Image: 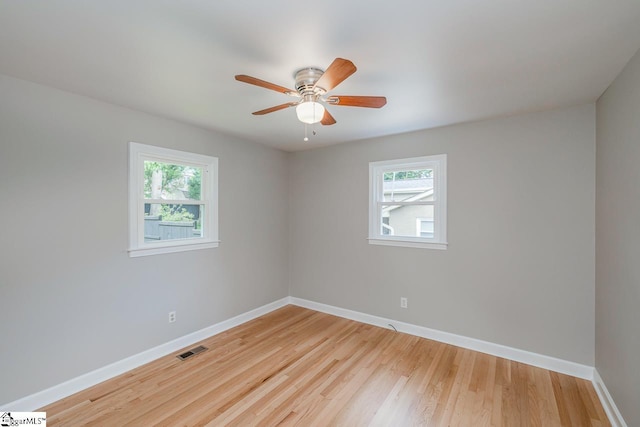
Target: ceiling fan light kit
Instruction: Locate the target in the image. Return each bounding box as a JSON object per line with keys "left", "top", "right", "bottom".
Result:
{"left": 235, "top": 58, "right": 387, "bottom": 139}
{"left": 296, "top": 101, "right": 325, "bottom": 124}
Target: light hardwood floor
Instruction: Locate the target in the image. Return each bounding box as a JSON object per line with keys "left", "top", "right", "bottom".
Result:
{"left": 41, "top": 306, "right": 609, "bottom": 426}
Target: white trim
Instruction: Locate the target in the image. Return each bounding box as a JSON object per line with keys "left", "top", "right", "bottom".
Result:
{"left": 289, "top": 297, "right": 594, "bottom": 380}
{"left": 369, "top": 154, "right": 447, "bottom": 249}
{"left": 593, "top": 369, "right": 628, "bottom": 427}
{"left": 367, "top": 238, "right": 447, "bottom": 250}
{"left": 128, "top": 142, "right": 219, "bottom": 257}
{"left": 128, "top": 240, "right": 220, "bottom": 257}
{"left": 6, "top": 295, "right": 614, "bottom": 418}
{"left": 370, "top": 155, "right": 443, "bottom": 170}
{"left": 1, "top": 297, "right": 290, "bottom": 411}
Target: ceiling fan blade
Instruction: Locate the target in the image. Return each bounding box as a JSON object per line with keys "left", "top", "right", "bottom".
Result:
{"left": 252, "top": 103, "right": 298, "bottom": 115}
{"left": 325, "top": 96, "right": 387, "bottom": 108}
{"left": 235, "top": 75, "right": 299, "bottom": 97}
{"left": 321, "top": 109, "right": 336, "bottom": 126}
{"left": 314, "top": 58, "right": 357, "bottom": 92}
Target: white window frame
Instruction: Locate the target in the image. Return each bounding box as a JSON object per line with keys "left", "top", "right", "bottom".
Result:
{"left": 368, "top": 154, "right": 447, "bottom": 250}
{"left": 128, "top": 142, "right": 219, "bottom": 257}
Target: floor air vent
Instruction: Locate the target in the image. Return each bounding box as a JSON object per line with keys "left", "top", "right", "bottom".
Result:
{"left": 177, "top": 345, "right": 208, "bottom": 361}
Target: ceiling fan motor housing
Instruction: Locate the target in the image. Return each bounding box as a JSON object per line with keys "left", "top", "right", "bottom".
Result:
{"left": 294, "top": 67, "right": 326, "bottom": 99}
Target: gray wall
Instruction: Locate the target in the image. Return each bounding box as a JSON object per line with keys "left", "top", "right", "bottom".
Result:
{"left": 0, "top": 74, "right": 289, "bottom": 404}
{"left": 289, "top": 105, "right": 596, "bottom": 365}
{"left": 0, "top": 70, "right": 611, "bottom": 408}
{"left": 596, "top": 48, "right": 640, "bottom": 426}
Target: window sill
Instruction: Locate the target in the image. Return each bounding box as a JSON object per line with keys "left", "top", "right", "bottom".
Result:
{"left": 129, "top": 240, "right": 220, "bottom": 258}
{"left": 367, "top": 238, "right": 447, "bottom": 250}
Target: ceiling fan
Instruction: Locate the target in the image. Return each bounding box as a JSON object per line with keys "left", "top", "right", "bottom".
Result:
{"left": 235, "top": 58, "right": 387, "bottom": 128}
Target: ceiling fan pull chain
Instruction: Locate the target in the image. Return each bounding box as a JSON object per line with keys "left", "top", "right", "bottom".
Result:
{"left": 304, "top": 123, "right": 309, "bottom": 142}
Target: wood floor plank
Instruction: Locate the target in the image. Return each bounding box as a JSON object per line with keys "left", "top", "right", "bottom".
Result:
{"left": 40, "top": 306, "right": 610, "bottom": 426}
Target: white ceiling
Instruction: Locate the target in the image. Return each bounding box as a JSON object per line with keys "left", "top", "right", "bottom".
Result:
{"left": 1, "top": 1, "right": 639, "bottom": 151}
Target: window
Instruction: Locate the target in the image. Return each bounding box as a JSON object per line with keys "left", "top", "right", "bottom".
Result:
{"left": 369, "top": 154, "right": 447, "bottom": 249}
{"left": 128, "top": 142, "right": 219, "bottom": 257}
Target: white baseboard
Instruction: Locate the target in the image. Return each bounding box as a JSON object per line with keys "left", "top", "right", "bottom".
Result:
{"left": 2, "top": 297, "right": 290, "bottom": 411}
{"left": 7, "top": 295, "right": 618, "bottom": 423}
{"left": 290, "top": 297, "right": 594, "bottom": 380}
{"left": 593, "top": 369, "right": 627, "bottom": 427}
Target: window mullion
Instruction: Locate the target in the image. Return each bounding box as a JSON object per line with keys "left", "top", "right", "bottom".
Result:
{"left": 380, "top": 201, "right": 435, "bottom": 206}
{"left": 143, "top": 198, "right": 204, "bottom": 205}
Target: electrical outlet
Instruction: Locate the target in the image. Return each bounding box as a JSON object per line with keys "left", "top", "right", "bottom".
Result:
{"left": 169, "top": 311, "right": 176, "bottom": 323}
{"left": 400, "top": 297, "right": 408, "bottom": 309}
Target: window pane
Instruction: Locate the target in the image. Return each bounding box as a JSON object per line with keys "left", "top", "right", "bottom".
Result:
{"left": 382, "top": 216, "right": 391, "bottom": 235}
{"left": 381, "top": 204, "right": 434, "bottom": 238}
{"left": 418, "top": 217, "right": 435, "bottom": 238}
{"left": 145, "top": 204, "right": 203, "bottom": 242}
{"left": 144, "top": 161, "right": 202, "bottom": 200}
{"left": 382, "top": 169, "right": 434, "bottom": 202}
